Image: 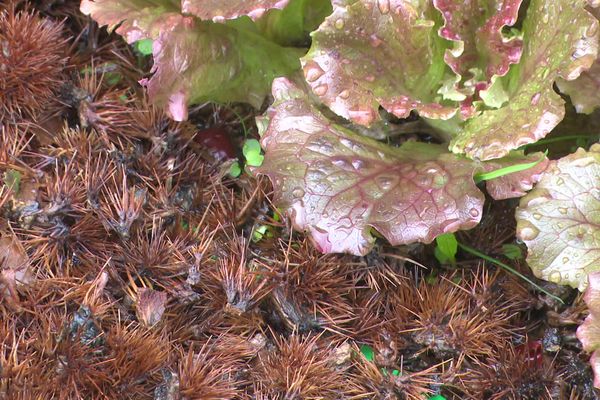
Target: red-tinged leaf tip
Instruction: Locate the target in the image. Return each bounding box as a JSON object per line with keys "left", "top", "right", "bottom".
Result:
{"left": 578, "top": 314, "right": 600, "bottom": 350}
{"left": 257, "top": 78, "right": 484, "bottom": 256}
{"left": 515, "top": 144, "right": 600, "bottom": 290}
{"left": 181, "top": 0, "right": 291, "bottom": 22}
{"left": 301, "top": 0, "right": 458, "bottom": 127}
{"left": 579, "top": 272, "right": 600, "bottom": 389}
{"left": 433, "top": 0, "right": 524, "bottom": 93}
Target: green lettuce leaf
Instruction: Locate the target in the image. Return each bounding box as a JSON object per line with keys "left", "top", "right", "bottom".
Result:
{"left": 142, "top": 17, "right": 302, "bottom": 120}
{"left": 515, "top": 144, "right": 600, "bottom": 290}
{"left": 81, "top": 0, "right": 327, "bottom": 120}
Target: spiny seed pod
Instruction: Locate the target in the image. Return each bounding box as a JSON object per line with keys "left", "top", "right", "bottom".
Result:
{"left": 251, "top": 334, "right": 349, "bottom": 399}
{"left": 0, "top": 5, "right": 69, "bottom": 122}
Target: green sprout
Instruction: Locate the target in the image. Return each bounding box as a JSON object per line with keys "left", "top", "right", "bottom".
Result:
{"left": 243, "top": 139, "right": 264, "bottom": 167}
{"left": 134, "top": 38, "right": 153, "bottom": 56}
{"left": 434, "top": 232, "right": 458, "bottom": 266}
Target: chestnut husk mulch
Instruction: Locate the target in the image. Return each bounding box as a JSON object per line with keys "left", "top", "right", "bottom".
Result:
{"left": 0, "top": 1, "right": 597, "bottom": 399}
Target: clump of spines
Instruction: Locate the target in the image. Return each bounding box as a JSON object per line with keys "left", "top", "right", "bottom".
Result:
{"left": 0, "top": 3, "right": 69, "bottom": 122}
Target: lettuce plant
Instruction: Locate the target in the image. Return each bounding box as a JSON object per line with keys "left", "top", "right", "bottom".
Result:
{"left": 81, "top": 0, "right": 332, "bottom": 120}
{"left": 516, "top": 145, "right": 600, "bottom": 290}
{"left": 255, "top": 78, "right": 548, "bottom": 255}
{"left": 302, "top": 0, "right": 598, "bottom": 160}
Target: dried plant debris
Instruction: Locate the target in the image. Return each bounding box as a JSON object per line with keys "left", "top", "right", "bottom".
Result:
{"left": 0, "top": 1, "right": 598, "bottom": 399}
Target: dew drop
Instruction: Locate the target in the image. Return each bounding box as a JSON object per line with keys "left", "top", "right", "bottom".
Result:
{"left": 339, "top": 89, "right": 350, "bottom": 99}
{"left": 313, "top": 84, "right": 328, "bottom": 96}
{"left": 335, "top": 18, "right": 345, "bottom": 29}
{"left": 562, "top": 256, "right": 570, "bottom": 264}
{"left": 548, "top": 270, "right": 562, "bottom": 283}
{"left": 555, "top": 177, "right": 565, "bottom": 186}
{"left": 542, "top": 13, "right": 549, "bottom": 24}
{"left": 292, "top": 187, "right": 305, "bottom": 198}
{"left": 469, "top": 208, "right": 480, "bottom": 218}
{"left": 533, "top": 212, "right": 542, "bottom": 220}
{"left": 558, "top": 207, "right": 568, "bottom": 215}
{"left": 352, "top": 159, "right": 365, "bottom": 170}
{"left": 304, "top": 64, "right": 325, "bottom": 82}
{"left": 377, "top": 176, "right": 393, "bottom": 190}
{"left": 519, "top": 223, "right": 540, "bottom": 240}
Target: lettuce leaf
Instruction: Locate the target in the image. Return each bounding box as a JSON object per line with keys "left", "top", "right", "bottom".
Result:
{"left": 515, "top": 144, "right": 600, "bottom": 290}
{"left": 81, "top": 0, "right": 327, "bottom": 120}
{"left": 142, "top": 17, "right": 302, "bottom": 120}
{"left": 433, "top": 0, "right": 524, "bottom": 116}
{"left": 301, "top": 0, "right": 458, "bottom": 127}
{"left": 450, "top": 0, "right": 599, "bottom": 160}
{"left": 257, "top": 78, "right": 547, "bottom": 255}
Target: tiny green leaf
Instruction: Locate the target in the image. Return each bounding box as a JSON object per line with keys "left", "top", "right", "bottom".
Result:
{"left": 229, "top": 161, "right": 242, "bottom": 178}
{"left": 435, "top": 233, "right": 458, "bottom": 265}
{"left": 243, "top": 139, "right": 264, "bottom": 167}
{"left": 501, "top": 244, "right": 522, "bottom": 260}
{"left": 252, "top": 225, "right": 268, "bottom": 242}
{"left": 360, "top": 344, "right": 374, "bottom": 362}
{"left": 134, "top": 38, "right": 153, "bottom": 56}
{"left": 429, "top": 396, "right": 447, "bottom": 400}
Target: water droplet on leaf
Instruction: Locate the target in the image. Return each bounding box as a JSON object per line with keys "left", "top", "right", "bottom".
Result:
{"left": 292, "top": 187, "right": 305, "bottom": 198}
{"left": 313, "top": 84, "right": 328, "bottom": 96}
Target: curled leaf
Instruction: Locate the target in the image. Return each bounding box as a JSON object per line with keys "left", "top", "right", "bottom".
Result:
{"left": 515, "top": 144, "right": 600, "bottom": 290}
{"left": 257, "top": 78, "right": 485, "bottom": 255}
{"left": 557, "top": 59, "right": 600, "bottom": 114}
{"left": 82, "top": 0, "right": 319, "bottom": 120}
{"left": 80, "top": 0, "right": 184, "bottom": 43}
{"left": 450, "top": 0, "right": 599, "bottom": 160}
{"left": 433, "top": 0, "right": 523, "bottom": 111}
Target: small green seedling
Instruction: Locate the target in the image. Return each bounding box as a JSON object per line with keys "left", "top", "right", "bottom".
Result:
{"left": 251, "top": 225, "right": 269, "bottom": 242}
{"left": 501, "top": 244, "right": 523, "bottom": 260}
{"left": 243, "top": 139, "right": 264, "bottom": 167}
{"left": 134, "top": 38, "right": 153, "bottom": 56}
{"left": 434, "top": 232, "right": 458, "bottom": 266}
{"left": 229, "top": 161, "right": 242, "bottom": 178}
